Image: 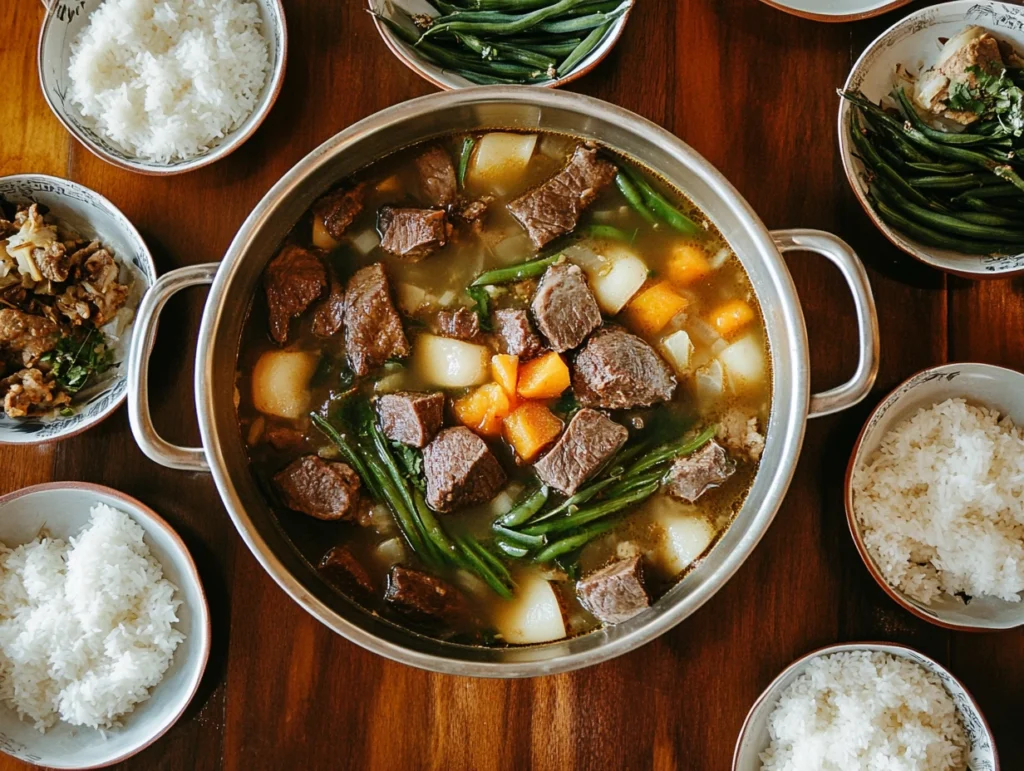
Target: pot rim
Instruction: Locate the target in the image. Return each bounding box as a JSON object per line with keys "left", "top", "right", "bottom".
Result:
{"left": 194, "top": 87, "right": 811, "bottom": 677}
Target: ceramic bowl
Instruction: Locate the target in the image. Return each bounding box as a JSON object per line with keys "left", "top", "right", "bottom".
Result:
{"left": 838, "top": 1, "right": 1024, "bottom": 278}
{"left": 845, "top": 362, "right": 1024, "bottom": 631}
{"left": 368, "top": 0, "right": 632, "bottom": 90}
{"left": 0, "top": 482, "right": 210, "bottom": 769}
{"left": 757, "top": 0, "right": 910, "bottom": 22}
{"left": 0, "top": 174, "right": 156, "bottom": 445}
{"left": 37, "top": 0, "right": 287, "bottom": 175}
{"left": 733, "top": 642, "right": 999, "bottom": 771}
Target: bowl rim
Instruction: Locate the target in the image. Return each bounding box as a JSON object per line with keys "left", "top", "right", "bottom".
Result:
{"left": 836, "top": 0, "right": 1024, "bottom": 280}
{"left": 35, "top": 0, "right": 289, "bottom": 176}
{"left": 844, "top": 361, "right": 1024, "bottom": 632}
{"left": 756, "top": 0, "right": 911, "bottom": 22}
{"left": 731, "top": 640, "right": 1001, "bottom": 771}
{"left": 0, "top": 173, "right": 157, "bottom": 446}
{"left": 0, "top": 481, "right": 211, "bottom": 770}
{"left": 195, "top": 86, "right": 812, "bottom": 677}
{"left": 367, "top": 0, "right": 632, "bottom": 91}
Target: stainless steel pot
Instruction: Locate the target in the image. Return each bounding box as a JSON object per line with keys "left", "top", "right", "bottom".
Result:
{"left": 127, "top": 88, "right": 879, "bottom": 677}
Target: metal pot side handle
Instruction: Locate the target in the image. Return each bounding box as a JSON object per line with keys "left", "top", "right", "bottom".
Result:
{"left": 771, "top": 229, "right": 880, "bottom": 419}
{"left": 128, "top": 264, "right": 218, "bottom": 472}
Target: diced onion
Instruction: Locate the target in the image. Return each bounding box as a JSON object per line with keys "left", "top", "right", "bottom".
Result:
{"left": 718, "top": 335, "right": 767, "bottom": 393}
{"left": 349, "top": 228, "right": 379, "bottom": 256}
{"left": 660, "top": 330, "right": 695, "bottom": 375}
{"left": 412, "top": 334, "right": 490, "bottom": 388}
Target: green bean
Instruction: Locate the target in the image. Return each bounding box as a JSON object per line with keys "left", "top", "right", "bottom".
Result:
{"left": 413, "top": 489, "right": 461, "bottom": 563}
{"left": 614, "top": 172, "right": 657, "bottom": 224}
{"left": 622, "top": 166, "right": 703, "bottom": 236}
{"left": 579, "top": 223, "right": 637, "bottom": 242}
{"left": 310, "top": 414, "right": 375, "bottom": 493}
{"left": 506, "top": 34, "right": 585, "bottom": 46}
{"left": 628, "top": 425, "right": 716, "bottom": 475}
{"left": 512, "top": 39, "right": 583, "bottom": 56}
{"left": 907, "top": 173, "right": 990, "bottom": 190}
{"left": 453, "top": 0, "right": 553, "bottom": 9}
{"left": 956, "top": 211, "right": 1024, "bottom": 228}
{"left": 872, "top": 198, "right": 1020, "bottom": 255}
{"left": 604, "top": 468, "right": 664, "bottom": 498}
{"left": 523, "top": 482, "right": 659, "bottom": 536}
{"left": 557, "top": 19, "right": 613, "bottom": 75}
{"left": 457, "top": 137, "right": 474, "bottom": 188}
{"left": 454, "top": 32, "right": 557, "bottom": 69}
{"left": 455, "top": 535, "right": 514, "bottom": 599}
{"left": 533, "top": 520, "right": 618, "bottom": 562}
{"left": 952, "top": 184, "right": 1024, "bottom": 201}
{"left": 421, "top": 0, "right": 587, "bottom": 39}
{"left": 905, "top": 161, "right": 977, "bottom": 174}
{"left": 849, "top": 111, "right": 934, "bottom": 208}
{"left": 456, "top": 69, "right": 526, "bottom": 85}
{"left": 877, "top": 144, "right": 910, "bottom": 172}
{"left": 872, "top": 180, "right": 1024, "bottom": 242}
{"left": 493, "top": 524, "right": 546, "bottom": 548}
{"left": 498, "top": 485, "right": 550, "bottom": 526}
{"left": 495, "top": 539, "right": 530, "bottom": 558}
{"left": 537, "top": 5, "right": 628, "bottom": 33}
{"left": 369, "top": 422, "right": 419, "bottom": 526}
{"left": 471, "top": 252, "right": 563, "bottom": 285}
{"left": 464, "top": 536, "right": 515, "bottom": 587}
{"left": 892, "top": 88, "right": 1006, "bottom": 146}
{"left": 954, "top": 195, "right": 1024, "bottom": 215}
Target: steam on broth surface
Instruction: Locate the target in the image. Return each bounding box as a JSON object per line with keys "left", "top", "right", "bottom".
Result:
{"left": 236, "top": 130, "right": 771, "bottom": 646}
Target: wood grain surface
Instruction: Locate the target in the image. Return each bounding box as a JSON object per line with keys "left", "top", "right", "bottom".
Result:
{"left": 2, "top": 1, "right": 1022, "bottom": 769}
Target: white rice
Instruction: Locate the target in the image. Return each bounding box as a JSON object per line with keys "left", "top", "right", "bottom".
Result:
{"left": 67, "top": 0, "right": 270, "bottom": 163}
{"left": 852, "top": 398, "right": 1024, "bottom": 605}
{"left": 760, "top": 651, "right": 967, "bottom": 771}
{"left": 0, "top": 503, "right": 185, "bottom": 731}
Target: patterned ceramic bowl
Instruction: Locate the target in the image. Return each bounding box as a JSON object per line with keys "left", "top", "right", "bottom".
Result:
{"left": 0, "top": 174, "right": 156, "bottom": 444}
{"left": 838, "top": 0, "right": 1024, "bottom": 278}
{"left": 845, "top": 362, "right": 1024, "bottom": 631}
{"left": 733, "top": 642, "right": 999, "bottom": 771}
{"left": 369, "top": 0, "right": 633, "bottom": 90}
{"left": 0, "top": 482, "right": 210, "bottom": 769}
{"left": 37, "top": 0, "right": 287, "bottom": 175}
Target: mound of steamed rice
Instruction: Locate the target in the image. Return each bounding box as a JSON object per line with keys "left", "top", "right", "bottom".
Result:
{"left": 67, "top": 0, "right": 270, "bottom": 163}
{"left": 852, "top": 398, "right": 1024, "bottom": 605}
{"left": 759, "top": 651, "right": 967, "bottom": 771}
{"left": 0, "top": 503, "right": 185, "bottom": 731}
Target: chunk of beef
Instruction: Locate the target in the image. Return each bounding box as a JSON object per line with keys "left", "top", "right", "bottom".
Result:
{"left": 313, "top": 184, "right": 366, "bottom": 241}
{"left": 530, "top": 263, "right": 601, "bottom": 352}
{"left": 311, "top": 280, "right": 345, "bottom": 338}
{"left": 263, "top": 245, "right": 327, "bottom": 345}
{"left": 0, "top": 309, "right": 58, "bottom": 363}
{"left": 452, "top": 196, "right": 493, "bottom": 223}
{"left": 79, "top": 248, "right": 129, "bottom": 325}
{"left": 665, "top": 441, "right": 735, "bottom": 503}
{"left": 576, "top": 556, "right": 650, "bottom": 625}
{"left": 423, "top": 427, "right": 507, "bottom": 512}
{"left": 493, "top": 308, "right": 544, "bottom": 358}
{"left": 264, "top": 425, "right": 306, "bottom": 452}
{"left": 33, "top": 240, "right": 71, "bottom": 283}
{"left": 0, "top": 368, "right": 69, "bottom": 417}
{"left": 533, "top": 408, "right": 628, "bottom": 495}
{"left": 319, "top": 546, "right": 374, "bottom": 594}
{"left": 718, "top": 410, "right": 765, "bottom": 462}
{"left": 343, "top": 262, "right": 410, "bottom": 376}
{"left": 377, "top": 391, "right": 445, "bottom": 448}
{"left": 507, "top": 145, "right": 617, "bottom": 248}
{"left": 415, "top": 146, "right": 457, "bottom": 207}
{"left": 273, "top": 455, "right": 361, "bottom": 521}
{"left": 436, "top": 307, "right": 480, "bottom": 340}
{"left": 378, "top": 207, "right": 450, "bottom": 261}
{"left": 384, "top": 565, "right": 465, "bottom": 623}
{"left": 573, "top": 327, "right": 677, "bottom": 409}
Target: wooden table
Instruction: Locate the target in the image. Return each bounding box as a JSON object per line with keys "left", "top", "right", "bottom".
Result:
{"left": 3, "top": 1, "right": 1022, "bottom": 769}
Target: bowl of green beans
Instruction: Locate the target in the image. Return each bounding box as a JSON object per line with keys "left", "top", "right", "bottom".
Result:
{"left": 837, "top": 0, "right": 1024, "bottom": 278}
{"left": 369, "top": 0, "right": 633, "bottom": 89}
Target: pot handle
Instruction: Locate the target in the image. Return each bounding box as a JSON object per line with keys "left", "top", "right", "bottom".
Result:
{"left": 127, "top": 264, "right": 218, "bottom": 472}
{"left": 771, "top": 229, "right": 879, "bottom": 419}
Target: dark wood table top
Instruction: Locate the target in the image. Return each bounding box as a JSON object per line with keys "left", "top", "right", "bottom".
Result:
{"left": 3, "top": 1, "right": 1022, "bottom": 769}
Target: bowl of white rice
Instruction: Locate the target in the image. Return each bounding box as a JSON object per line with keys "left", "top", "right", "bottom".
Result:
{"left": 732, "top": 642, "right": 998, "bottom": 771}
{"left": 846, "top": 363, "right": 1024, "bottom": 632}
{"left": 37, "top": 0, "right": 287, "bottom": 175}
{"left": 0, "top": 482, "right": 210, "bottom": 769}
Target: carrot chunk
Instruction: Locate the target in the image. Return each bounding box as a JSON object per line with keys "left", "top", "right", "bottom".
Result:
{"left": 665, "top": 243, "right": 712, "bottom": 287}
{"left": 708, "top": 299, "right": 755, "bottom": 339}
{"left": 503, "top": 402, "right": 564, "bottom": 462}
{"left": 454, "top": 383, "right": 511, "bottom": 437}
{"left": 622, "top": 281, "right": 690, "bottom": 335}
{"left": 516, "top": 351, "right": 570, "bottom": 400}
{"left": 491, "top": 354, "right": 519, "bottom": 405}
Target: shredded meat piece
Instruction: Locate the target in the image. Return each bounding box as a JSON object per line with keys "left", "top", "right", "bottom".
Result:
{"left": 0, "top": 308, "right": 59, "bottom": 363}
{"left": 0, "top": 368, "right": 69, "bottom": 417}
{"left": 79, "top": 249, "right": 128, "bottom": 325}
{"left": 55, "top": 285, "right": 93, "bottom": 325}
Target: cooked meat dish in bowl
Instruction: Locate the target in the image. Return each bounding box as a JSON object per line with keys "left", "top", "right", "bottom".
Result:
{"left": 235, "top": 131, "right": 771, "bottom": 646}
{"left": 0, "top": 202, "right": 132, "bottom": 419}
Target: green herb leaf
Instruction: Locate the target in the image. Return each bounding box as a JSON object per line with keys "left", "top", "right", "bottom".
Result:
{"left": 391, "top": 442, "right": 426, "bottom": 492}
{"left": 45, "top": 328, "right": 114, "bottom": 395}
{"left": 465, "top": 285, "right": 493, "bottom": 332}
{"left": 945, "top": 66, "right": 1024, "bottom": 137}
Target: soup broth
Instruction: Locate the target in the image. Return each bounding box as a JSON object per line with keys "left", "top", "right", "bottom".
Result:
{"left": 236, "top": 130, "right": 771, "bottom": 646}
